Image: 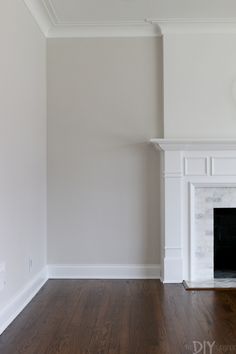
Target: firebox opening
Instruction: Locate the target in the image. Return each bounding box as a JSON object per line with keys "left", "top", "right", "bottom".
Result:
{"left": 214, "top": 208, "right": 236, "bottom": 278}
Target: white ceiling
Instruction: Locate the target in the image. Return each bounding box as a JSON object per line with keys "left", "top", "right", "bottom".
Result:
{"left": 24, "top": 0, "right": 236, "bottom": 37}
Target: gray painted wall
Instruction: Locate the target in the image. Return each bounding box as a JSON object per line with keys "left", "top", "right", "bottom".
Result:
{"left": 0, "top": 0, "right": 47, "bottom": 309}
{"left": 47, "top": 38, "right": 163, "bottom": 265}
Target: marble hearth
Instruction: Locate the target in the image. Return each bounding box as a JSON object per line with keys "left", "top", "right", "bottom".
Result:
{"left": 151, "top": 139, "right": 236, "bottom": 284}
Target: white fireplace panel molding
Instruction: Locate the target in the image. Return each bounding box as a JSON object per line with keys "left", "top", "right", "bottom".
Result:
{"left": 150, "top": 139, "right": 236, "bottom": 283}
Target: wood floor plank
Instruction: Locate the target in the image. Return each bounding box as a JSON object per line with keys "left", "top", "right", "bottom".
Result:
{"left": 0, "top": 280, "right": 236, "bottom": 354}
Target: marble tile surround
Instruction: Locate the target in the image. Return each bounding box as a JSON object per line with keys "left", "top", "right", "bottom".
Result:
{"left": 192, "top": 187, "right": 236, "bottom": 281}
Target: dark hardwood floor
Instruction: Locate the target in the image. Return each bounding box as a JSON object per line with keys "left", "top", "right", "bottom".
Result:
{"left": 1, "top": 280, "right": 236, "bottom": 354}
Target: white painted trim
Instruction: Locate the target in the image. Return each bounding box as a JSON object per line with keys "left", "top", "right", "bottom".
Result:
{"left": 47, "top": 23, "right": 160, "bottom": 38}
{"left": 184, "top": 157, "right": 208, "bottom": 177}
{"left": 48, "top": 264, "right": 161, "bottom": 279}
{"left": 0, "top": 267, "right": 48, "bottom": 335}
{"left": 162, "top": 280, "right": 182, "bottom": 284}
{"left": 43, "top": 0, "right": 160, "bottom": 37}
{"left": 150, "top": 138, "right": 236, "bottom": 151}
{"left": 23, "top": 1, "right": 160, "bottom": 38}
{"left": 0, "top": 264, "right": 161, "bottom": 335}
{"left": 152, "top": 141, "right": 236, "bottom": 282}
{"left": 23, "top": 0, "right": 52, "bottom": 36}
{"left": 211, "top": 157, "right": 236, "bottom": 176}
{"left": 189, "top": 183, "right": 196, "bottom": 281}
{"left": 42, "top": 0, "right": 59, "bottom": 25}
{"left": 23, "top": 1, "right": 236, "bottom": 38}
{"left": 147, "top": 18, "right": 236, "bottom": 35}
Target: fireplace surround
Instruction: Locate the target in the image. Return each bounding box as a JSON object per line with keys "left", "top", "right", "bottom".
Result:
{"left": 151, "top": 139, "right": 236, "bottom": 283}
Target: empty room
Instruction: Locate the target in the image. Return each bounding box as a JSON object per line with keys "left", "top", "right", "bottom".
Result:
{"left": 1, "top": 0, "right": 236, "bottom": 353}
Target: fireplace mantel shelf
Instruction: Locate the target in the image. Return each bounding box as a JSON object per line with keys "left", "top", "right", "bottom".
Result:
{"left": 150, "top": 138, "right": 236, "bottom": 151}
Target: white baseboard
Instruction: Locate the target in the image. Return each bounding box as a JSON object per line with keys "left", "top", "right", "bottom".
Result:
{"left": 162, "top": 257, "right": 183, "bottom": 283}
{"left": 0, "top": 267, "right": 48, "bottom": 335}
{"left": 0, "top": 264, "right": 161, "bottom": 335}
{"left": 48, "top": 264, "right": 161, "bottom": 280}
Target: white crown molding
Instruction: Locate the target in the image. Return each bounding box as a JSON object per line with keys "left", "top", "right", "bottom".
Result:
{"left": 43, "top": 0, "right": 160, "bottom": 37}
{"left": 42, "top": 0, "right": 59, "bottom": 25}
{"left": 147, "top": 18, "right": 236, "bottom": 35}
{"left": 24, "top": 0, "right": 160, "bottom": 38}
{"left": 23, "top": 1, "right": 236, "bottom": 38}
{"left": 47, "top": 22, "right": 160, "bottom": 38}
{"left": 150, "top": 138, "right": 236, "bottom": 151}
{"left": 23, "top": 0, "right": 52, "bottom": 36}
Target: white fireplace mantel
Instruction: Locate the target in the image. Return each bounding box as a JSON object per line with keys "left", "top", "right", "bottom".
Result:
{"left": 151, "top": 138, "right": 236, "bottom": 283}
{"left": 150, "top": 138, "right": 236, "bottom": 151}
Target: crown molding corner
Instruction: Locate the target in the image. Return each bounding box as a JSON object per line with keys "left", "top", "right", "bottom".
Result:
{"left": 23, "top": 2, "right": 236, "bottom": 39}
{"left": 23, "top": 0, "right": 53, "bottom": 37}
{"left": 23, "top": 0, "right": 161, "bottom": 38}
